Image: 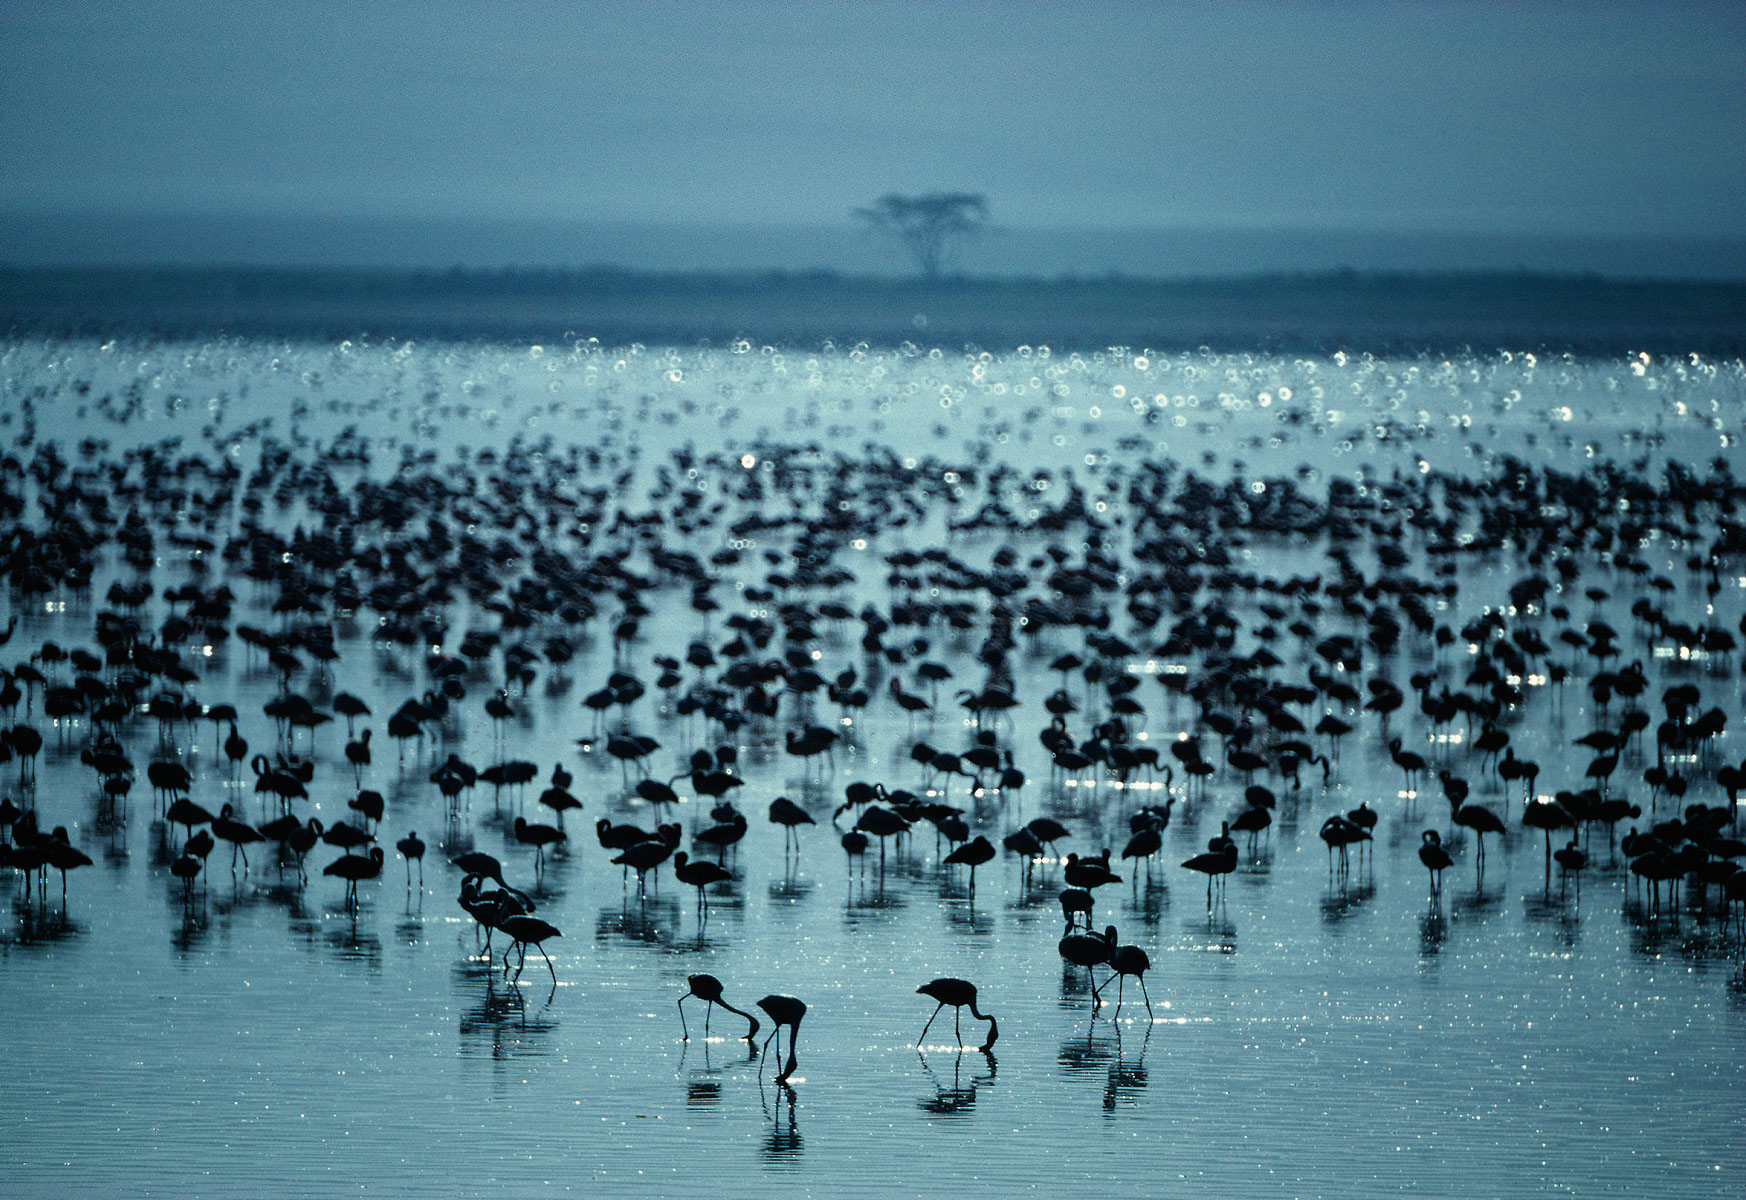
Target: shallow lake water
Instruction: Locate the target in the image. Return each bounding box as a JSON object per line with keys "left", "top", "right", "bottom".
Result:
{"left": 2, "top": 334, "right": 1745, "bottom": 1197}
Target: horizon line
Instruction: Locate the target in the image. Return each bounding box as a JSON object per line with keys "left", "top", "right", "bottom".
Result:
{"left": 7, "top": 261, "right": 1746, "bottom": 288}
{"left": 7, "top": 207, "right": 1745, "bottom": 240}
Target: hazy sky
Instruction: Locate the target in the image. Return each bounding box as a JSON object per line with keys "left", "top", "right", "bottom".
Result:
{"left": 2, "top": 0, "right": 1743, "bottom": 267}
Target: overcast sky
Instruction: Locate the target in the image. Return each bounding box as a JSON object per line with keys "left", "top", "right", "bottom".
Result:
{"left": 2, "top": 1, "right": 1743, "bottom": 269}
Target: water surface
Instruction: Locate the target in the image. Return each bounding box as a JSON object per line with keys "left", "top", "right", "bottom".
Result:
{"left": 3, "top": 335, "right": 1744, "bottom": 1197}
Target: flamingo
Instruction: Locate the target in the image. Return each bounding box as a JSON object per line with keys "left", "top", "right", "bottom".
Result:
{"left": 1452, "top": 801, "right": 1505, "bottom": 877}
{"left": 1419, "top": 830, "right": 1452, "bottom": 895}
{"left": 768, "top": 796, "right": 815, "bottom": 852}
{"left": 396, "top": 831, "right": 425, "bottom": 888}
{"left": 1059, "top": 924, "right": 1116, "bottom": 1003}
{"left": 513, "top": 816, "right": 565, "bottom": 875}
{"left": 1102, "top": 941, "right": 1153, "bottom": 1019}
{"left": 42, "top": 827, "right": 92, "bottom": 901}
{"left": 943, "top": 835, "right": 995, "bottom": 890}
{"left": 1058, "top": 887, "right": 1093, "bottom": 934}
{"left": 498, "top": 913, "right": 562, "bottom": 983}
{"left": 915, "top": 977, "right": 998, "bottom": 1050}
{"left": 345, "top": 729, "right": 372, "bottom": 784}
{"left": 757, "top": 994, "right": 806, "bottom": 1084}
{"left": 324, "top": 846, "right": 385, "bottom": 906}
{"left": 1181, "top": 841, "right": 1238, "bottom": 906}
{"left": 672, "top": 851, "right": 732, "bottom": 913}
{"left": 679, "top": 973, "right": 760, "bottom": 1041}
{"left": 211, "top": 804, "right": 263, "bottom": 871}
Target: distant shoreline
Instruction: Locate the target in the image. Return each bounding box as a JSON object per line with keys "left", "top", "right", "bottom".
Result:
{"left": 3, "top": 265, "right": 1742, "bottom": 355}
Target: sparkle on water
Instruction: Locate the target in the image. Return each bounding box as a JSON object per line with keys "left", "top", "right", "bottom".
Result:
{"left": 1, "top": 333, "right": 1744, "bottom": 1197}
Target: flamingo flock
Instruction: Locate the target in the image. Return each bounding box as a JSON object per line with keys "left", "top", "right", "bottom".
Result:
{"left": 3, "top": 341, "right": 1746, "bottom": 1105}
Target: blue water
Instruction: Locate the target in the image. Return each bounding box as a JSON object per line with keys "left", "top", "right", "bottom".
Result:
{"left": 2, "top": 335, "right": 1744, "bottom": 1197}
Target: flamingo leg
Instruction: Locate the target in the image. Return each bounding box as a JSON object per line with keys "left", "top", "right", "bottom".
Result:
{"left": 918, "top": 1001, "right": 943, "bottom": 1046}
{"left": 777, "top": 1027, "right": 798, "bottom": 1084}
{"left": 679, "top": 994, "right": 690, "bottom": 1040}
{"left": 1138, "top": 975, "right": 1153, "bottom": 1019}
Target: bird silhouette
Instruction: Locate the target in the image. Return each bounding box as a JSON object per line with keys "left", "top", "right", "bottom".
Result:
{"left": 672, "top": 851, "right": 732, "bottom": 912}
{"left": 211, "top": 804, "right": 263, "bottom": 871}
{"left": 1058, "top": 886, "right": 1094, "bottom": 934}
{"left": 757, "top": 994, "right": 806, "bottom": 1084}
{"left": 916, "top": 977, "right": 998, "bottom": 1051}
{"left": 497, "top": 913, "right": 562, "bottom": 983}
{"left": 1419, "top": 830, "right": 1452, "bottom": 895}
{"left": 513, "top": 815, "right": 565, "bottom": 874}
{"left": 1103, "top": 940, "right": 1153, "bottom": 1019}
{"left": 450, "top": 851, "right": 532, "bottom": 906}
{"left": 42, "top": 827, "right": 92, "bottom": 901}
{"left": 1181, "top": 841, "right": 1238, "bottom": 906}
{"left": 1452, "top": 801, "right": 1505, "bottom": 877}
{"left": 396, "top": 831, "right": 425, "bottom": 888}
{"left": 680, "top": 973, "right": 760, "bottom": 1041}
{"left": 1059, "top": 924, "right": 1116, "bottom": 1003}
{"left": 942, "top": 835, "right": 995, "bottom": 890}
{"left": 344, "top": 729, "right": 372, "bottom": 784}
{"left": 323, "top": 846, "right": 385, "bottom": 906}
{"left": 1553, "top": 839, "right": 1588, "bottom": 891}
{"left": 768, "top": 796, "right": 815, "bottom": 852}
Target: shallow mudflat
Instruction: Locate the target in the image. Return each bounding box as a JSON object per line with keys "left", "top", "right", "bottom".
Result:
{"left": 2, "top": 335, "right": 1744, "bottom": 1198}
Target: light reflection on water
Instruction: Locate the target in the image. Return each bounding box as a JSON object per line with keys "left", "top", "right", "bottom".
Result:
{"left": 0, "top": 334, "right": 1744, "bottom": 1196}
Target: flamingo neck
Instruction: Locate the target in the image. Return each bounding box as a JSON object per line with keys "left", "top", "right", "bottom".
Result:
{"left": 722, "top": 1001, "right": 761, "bottom": 1040}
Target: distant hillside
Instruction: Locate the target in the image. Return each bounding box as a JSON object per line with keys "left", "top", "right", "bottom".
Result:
{"left": 2, "top": 266, "right": 1742, "bottom": 355}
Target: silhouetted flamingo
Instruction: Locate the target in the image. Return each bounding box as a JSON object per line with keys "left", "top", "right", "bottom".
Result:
{"left": 757, "top": 994, "right": 806, "bottom": 1084}
{"left": 680, "top": 973, "right": 760, "bottom": 1041}
{"left": 916, "top": 977, "right": 998, "bottom": 1050}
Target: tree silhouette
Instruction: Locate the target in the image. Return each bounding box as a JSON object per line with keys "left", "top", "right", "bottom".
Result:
{"left": 854, "top": 193, "right": 988, "bottom": 280}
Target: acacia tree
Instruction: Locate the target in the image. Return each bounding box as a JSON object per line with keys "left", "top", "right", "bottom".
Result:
{"left": 854, "top": 192, "right": 988, "bottom": 280}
